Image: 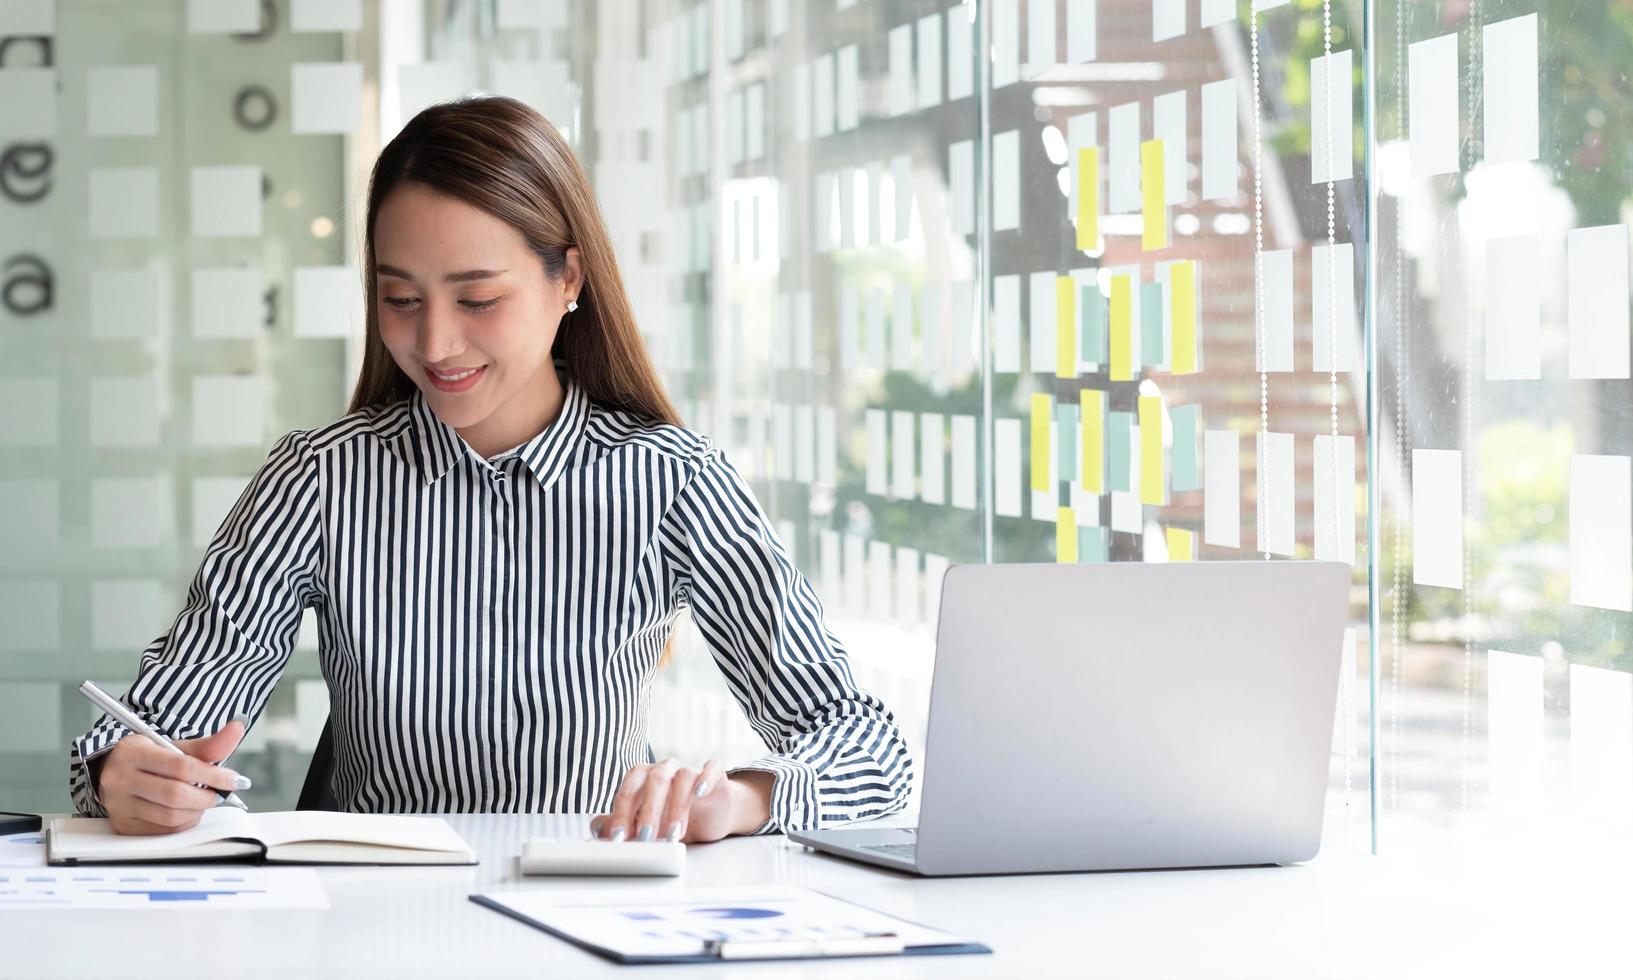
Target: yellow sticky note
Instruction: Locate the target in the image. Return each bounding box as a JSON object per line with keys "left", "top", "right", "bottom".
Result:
{"left": 1138, "top": 393, "right": 1165, "bottom": 505}
{"left": 1075, "top": 147, "right": 1100, "bottom": 252}
{"left": 1171, "top": 260, "right": 1198, "bottom": 375}
{"left": 1056, "top": 276, "right": 1076, "bottom": 379}
{"left": 1057, "top": 507, "right": 1078, "bottom": 563}
{"left": 1141, "top": 139, "right": 1168, "bottom": 251}
{"left": 1109, "top": 274, "right": 1133, "bottom": 381}
{"left": 1166, "top": 527, "right": 1194, "bottom": 561}
{"left": 1080, "top": 388, "right": 1105, "bottom": 493}
{"left": 1031, "top": 393, "right": 1052, "bottom": 492}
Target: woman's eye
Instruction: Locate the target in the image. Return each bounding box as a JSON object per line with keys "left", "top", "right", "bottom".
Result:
{"left": 383, "top": 296, "right": 420, "bottom": 310}
{"left": 460, "top": 298, "right": 500, "bottom": 311}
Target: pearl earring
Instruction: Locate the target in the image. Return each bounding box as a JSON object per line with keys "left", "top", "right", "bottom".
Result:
{"left": 566, "top": 300, "right": 578, "bottom": 313}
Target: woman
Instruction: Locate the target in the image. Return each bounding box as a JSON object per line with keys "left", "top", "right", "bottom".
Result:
{"left": 71, "top": 96, "right": 911, "bottom": 844}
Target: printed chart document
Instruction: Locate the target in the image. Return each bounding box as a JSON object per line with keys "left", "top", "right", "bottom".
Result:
{"left": 0, "top": 867, "right": 328, "bottom": 910}
{"left": 470, "top": 885, "right": 991, "bottom": 963}
{"left": 48, "top": 808, "right": 475, "bottom": 866}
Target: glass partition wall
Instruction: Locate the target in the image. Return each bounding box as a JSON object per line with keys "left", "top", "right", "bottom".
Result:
{"left": 1, "top": 0, "right": 1627, "bottom": 865}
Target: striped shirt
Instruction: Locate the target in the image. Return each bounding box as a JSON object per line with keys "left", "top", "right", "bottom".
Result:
{"left": 70, "top": 376, "right": 912, "bottom": 833}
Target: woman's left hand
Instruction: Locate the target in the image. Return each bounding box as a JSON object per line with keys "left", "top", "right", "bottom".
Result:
{"left": 589, "top": 759, "right": 771, "bottom": 844}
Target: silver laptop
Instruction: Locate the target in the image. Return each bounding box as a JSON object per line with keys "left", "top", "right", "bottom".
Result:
{"left": 789, "top": 560, "right": 1350, "bottom": 876}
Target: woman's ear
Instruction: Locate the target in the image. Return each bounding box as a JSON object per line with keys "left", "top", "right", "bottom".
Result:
{"left": 562, "top": 246, "right": 583, "bottom": 307}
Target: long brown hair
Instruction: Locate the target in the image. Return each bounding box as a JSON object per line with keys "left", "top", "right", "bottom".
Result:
{"left": 347, "top": 96, "right": 680, "bottom": 427}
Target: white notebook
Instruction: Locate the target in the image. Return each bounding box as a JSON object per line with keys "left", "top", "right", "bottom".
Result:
{"left": 48, "top": 807, "right": 476, "bottom": 866}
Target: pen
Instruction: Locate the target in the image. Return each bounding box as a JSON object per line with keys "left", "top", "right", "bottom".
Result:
{"left": 77, "top": 681, "right": 249, "bottom": 810}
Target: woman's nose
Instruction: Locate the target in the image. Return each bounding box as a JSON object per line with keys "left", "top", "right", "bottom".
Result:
{"left": 416, "top": 302, "right": 466, "bottom": 362}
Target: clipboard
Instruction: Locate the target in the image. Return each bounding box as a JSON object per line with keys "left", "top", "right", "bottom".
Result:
{"left": 468, "top": 885, "right": 992, "bottom": 964}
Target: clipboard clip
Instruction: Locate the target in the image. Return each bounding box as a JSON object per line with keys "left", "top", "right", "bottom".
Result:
{"left": 703, "top": 931, "right": 904, "bottom": 960}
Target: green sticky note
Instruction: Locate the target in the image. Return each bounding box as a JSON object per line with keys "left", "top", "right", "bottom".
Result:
{"left": 1108, "top": 411, "right": 1133, "bottom": 492}
{"left": 1080, "top": 283, "right": 1107, "bottom": 365}
{"left": 1141, "top": 281, "right": 1164, "bottom": 368}
{"left": 1171, "top": 404, "right": 1201, "bottom": 491}
{"left": 1078, "top": 526, "right": 1109, "bottom": 563}
{"left": 1056, "top": 403, "right": 1078, "bottom": 486}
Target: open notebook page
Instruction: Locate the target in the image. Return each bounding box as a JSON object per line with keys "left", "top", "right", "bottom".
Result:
{"left": 51, "top": 806, "right": 261, "bottom": 858}
{"left": 248, "top": 811, "right": 473, "bottom": 856}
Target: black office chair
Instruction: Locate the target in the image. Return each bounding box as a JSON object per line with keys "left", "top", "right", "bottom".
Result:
{"left": 296, "top": 717, "right": 339, "bottom": 810}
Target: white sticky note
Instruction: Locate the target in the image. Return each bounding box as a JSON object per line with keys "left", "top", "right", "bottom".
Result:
{"left": 0, "top": 580, "right": 58, "bottom": 653}
{"left": 840, "top": 534, "right": 865, "bottom": 614}
{"left": 917, "top": 13, "right": 943, "bottom": 110}
{"left": 817, "top": 407, "right": 837, "bottom": 485}
{"left": 1487, "top": 650, "right": 1543, "bottom": 798}
{"left": 1312, "top": 243, "right": 1358, "bottom": 372}
{"left": 1152, "top": 89, "right": 1187, "bottom": 205}
{"left": 1485, "top": 234, "right": 1541, "bottom": 380}
{"left": 1310, "top": 49, "right": 1353, "bottom": 182}
{"left": 90, "top": 268, "right": 160, "bottom": 340}
{"left": 836, "top": 44, "right": 859, "bottom": 131}
{"left": 1570, "top": 664, "right": 1633, "bottom": 806}
{"left": 920, "top": 413, "right": 946, "bottom": 505}
{"left": 1409, "top": 33, "right": 1459, "bottom": 177}
{"left": 949, "top": 139, "right": 975, "bottom": 235}
{"left": 993, "top": 129, "right": 1020, "bottom": 232}
{"left": 497, "top": 0, "right": 566, "bottom": 30}
{"left": 1029, "top": 271, "right": 1057, "bottom": 374}
{"left": 795, "top": 291, "right": 814, "bottom": 369}
{"left": 1314, "top": 434, "right": 1356, "bottom": 565}
{"left": 291, "top": 0, "right": 361, "bottom": 31}
{"left": 868, "top": 541, "right": 894, "bottom": 620}
{"left": 892, "top": 285, "right": 914, "bottom": 371}
{"left": 1256, "top": 431, "right": 1294, "bottom": 556}
{"left": 819, "top": 530, "right": 842, "bottom": 608}
{"left": 92, "top": 476, "right": 169, "bottom": 548}
{"left": 888, "top": 25, "right": 913, "bottom": 117}
{"left": 292, "top": 62, "right": 363, "bottom": 133}
{"left": 0, "top": 67, "right": 52, "bottom": 138}
{"left": 191, "top": 267, "right": 263, "bottom": 338}
{"left": 91, "top": 579, "right": 163, "bottom": 651}
{"left": 794, "top": 404, "right": 815, "bottom": 483}
{"left": 90, "top": 377, "right": 159, "bottom": 448}
{"left": 866, "top": 409, "right": 887, "bottom": 495}
{"left": 1063, "top": 0, "right": 1096, "bottom": 62}
{"left": 993, "top": 274, "right": 1021, "bottom": 373}
{"left": 952, "top": 415, "right": 977, "bottom": 510}
{"left": 87, "top": 66, "right": 158, "bottom": 137}
{"left": 813, "top": 53, "right": 834, "bottom": 137}
{"left": 191, "top": 475, "right": 248, "bottom": 547}
{"left": 895, "top": 546, "right": 921, "bottom": 628}
{"left": 947, "top": 5, "right": 974, "bottom": 99}
{"left": 1568, "top": 224, "right": 1631, "bottom": 380}
{"left": 838, "top": 284, "right": 858, "bottom": 368}
{"left": 191, "top": 166, "right": 261, "bottom": 238}
{"left": 192, "top": 376, "right": 265, "bottom": 447}
{"left": 400, "top": 62, "right": 471, "bottom": 122}
{"left": 1201, "top": 0, "right": 1234, "bottom": 27}
{"left": 0, "top": 379, "right": 55, "bottom": 447}
{"left": 921, "top": 282, "right": 944, "bottom": 380}
{"left": 891, "top": 154, "right": 913, "bottom": 241}
{"left": 1025, "top": 0, "right": 1055, "bottom": 76}
{"left": 1109, "top": 101, "right": 1140, "bottom": 214}
{"left": 188, "top": 0, "right": 259, "bottom": 33}
{"left": 1205, "top": 429, "right": 1240, "bottom": 548}
{"left": 892, "top": 411, "right": 916, "bottom": 500}
{"left": 1483, "top": 14, "right": 1539, "bottom": 164}
{"left": 865, "top": 286, "right": 887, "bottom": 370}
{"left": 1066, "top": 110, "right": 1097, "bottom": 216}
{"left": 293, "top": 266, "right": 363, "bottom": 338}
{"left": 747, "top": 83, "right": 765, "bottom": 160}
{"left": 0, "top": 0, "right": 56, "bottom": 34}
{"left": 89, "top": 167, "right": 159, "bottom": 239}
{"left": 995, "top": 418, "right": 1022, "bottom": 517}
{"left": 1413, "top": 449, "right": 1463, "bottom": 589}
{"left": 1201, "top": 78, "right": 1238, "bottom": 201}
{"left": 992, "top": 0, "right": 1019, "bottom": 87}
{"left": 1571, "top": 454, "right": 1632, "bottom": 611}
{"left": 1153, "top": 0, "right": 1184, "bottom": 42}
{"left": 1259, "top": 249, "right": 1294, "bottom": 371}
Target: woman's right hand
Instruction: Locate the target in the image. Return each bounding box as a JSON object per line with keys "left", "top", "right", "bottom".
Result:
{"left": 93, "top": 720, "right": 251, "bottom": 836}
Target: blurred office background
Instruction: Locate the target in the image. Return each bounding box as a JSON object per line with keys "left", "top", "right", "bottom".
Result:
{"left": 0, "top": 0, "right": 1628, "bottom": 860}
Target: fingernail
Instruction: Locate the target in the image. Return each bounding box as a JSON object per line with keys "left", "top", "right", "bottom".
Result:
{"left": 637, "top": 824, "right": 654, "bottom": 842}
{"left": 610, "top": 827, "right": 626, "bottom": 843}
{"left": 230, "top": 772, "right": 252, "bottom": 790}
{"left": 666, "top": 822, "right": 682, "bottom": 842}
{"left": 230, "top": 713, "right": 249, "bottom": 726}
{"left": 695, "top": 781, "right": 709, "bottom": 798}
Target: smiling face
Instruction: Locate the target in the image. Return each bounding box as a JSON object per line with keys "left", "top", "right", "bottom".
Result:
{"left": 372, "top": 182, "right": 580, "bottom": 457}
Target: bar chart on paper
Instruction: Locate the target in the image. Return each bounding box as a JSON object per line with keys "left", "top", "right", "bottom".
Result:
{"left": 0, "top": 868, "right": 328, "bottom": 910}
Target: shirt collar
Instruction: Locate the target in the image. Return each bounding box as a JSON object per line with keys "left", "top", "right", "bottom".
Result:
{"left": 407, "top": 377, "right": 590, "bottom": 490}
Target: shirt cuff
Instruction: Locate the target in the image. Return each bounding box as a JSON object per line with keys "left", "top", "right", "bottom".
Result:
{"left": 69, "top": 722, "right": 132, "bottom": 818}
{"left": 727, "top": 755, "right": 820, "bottom": 835}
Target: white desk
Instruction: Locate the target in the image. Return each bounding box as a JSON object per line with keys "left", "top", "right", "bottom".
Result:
{"left": 2, "top": 811, "right": 1626, "bottom": 979}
